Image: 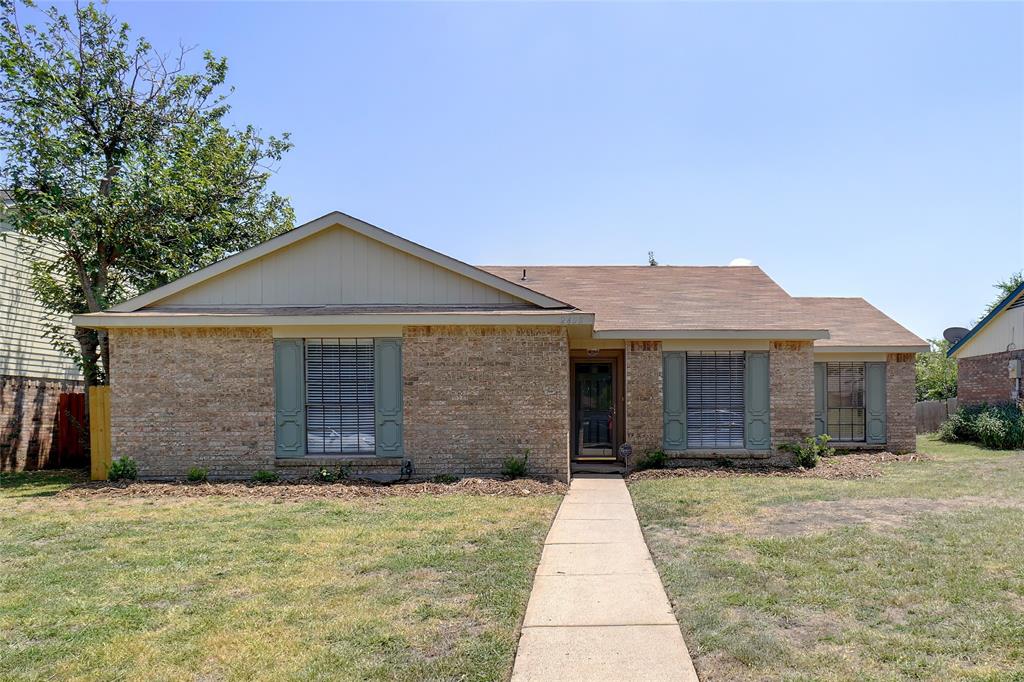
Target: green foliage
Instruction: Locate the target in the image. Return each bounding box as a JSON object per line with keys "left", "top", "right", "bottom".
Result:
{"left": 0, "top": 1, "right": 293, "bottom": 383}
{"left": 107, "top": 457, "right": 137, "bottom": 481}
{"left": 915, "top": 338, "right": 958, "bottom": 401}
{"left": 251, "top": 470, "right": 279, "bottom": 484}
{"left": 314, "top": 467, "right": 335, "bottom": 483}
{"left": 501, "top": 454, "right": 529, "bottom": 479}
{"left": 940, "top": 403, "right": 1024, "bottom": 450}
{"left": 982, "top": 271, "right": 1024, "bottom": 318}
{"left": 186, "top": 467, "right": 207, "bottom": 482}
{"left": 431, "top": 474, "right": 459, "bottom": 484}
{"left": 781, "top": 435, "right": 834, "bottom": 468}
{"left": 634, "top": 450, "right": 667, "bottom": 471}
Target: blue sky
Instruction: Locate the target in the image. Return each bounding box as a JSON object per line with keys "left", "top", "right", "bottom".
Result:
{"left": 81, "top": 2, "right": 1024, "bottom": 338}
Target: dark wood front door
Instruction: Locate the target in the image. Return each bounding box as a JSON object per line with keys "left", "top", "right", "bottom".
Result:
{"left": 573, "top": 360, "right": 617, "bottom": 460}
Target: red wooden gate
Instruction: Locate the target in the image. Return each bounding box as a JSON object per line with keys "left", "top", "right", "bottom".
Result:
{"left": 55, "top": 392, "right": 87, "bottom": 468}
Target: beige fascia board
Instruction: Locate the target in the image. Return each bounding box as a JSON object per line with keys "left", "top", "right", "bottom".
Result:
{"left": 73, "top": 311, "right": 595, "bottom": 329}
{"left": 592, "top": 329, "right": 831, "bottom": 340}
{"left": 110, "top": 212, "right": 568, "bottom": 312}
{"left": 814, "top": 345, "right": 929, "bottom": 354}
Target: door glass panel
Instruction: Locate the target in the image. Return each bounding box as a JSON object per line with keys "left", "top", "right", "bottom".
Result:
{"left": 575, "top": 362, "right": 614, "bottom": 457}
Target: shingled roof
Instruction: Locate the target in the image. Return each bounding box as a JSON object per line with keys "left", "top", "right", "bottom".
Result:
{"left": 796, "top": 297, "right": 927, "bottom": 350}
{"left": 481, "top": 266, "right": 825, "bottom": 336}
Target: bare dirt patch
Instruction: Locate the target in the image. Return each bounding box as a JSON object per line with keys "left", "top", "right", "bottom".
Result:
{"left": 57, "top": 477, "right": 566, "bottom": 501}
{"left": 628, "top": 452, "right": 931, "bottom": 482}
{"left": 704, "top": 496, "right": 1024, "bottom": 538}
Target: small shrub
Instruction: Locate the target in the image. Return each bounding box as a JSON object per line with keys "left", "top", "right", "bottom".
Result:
{"left": 634, "top": 450, "right": 667, "bottom": 471}
{"left": 939, "top": 403, "right": 1024, "bottom": 450}
{"left": 501, "top": 454, "right": 529, "bottom": 479}
{"left": 186, "top": 467, "right": 208, "bottom": 482}
{"left": 252, "top": 470, "right": 279, "bottom": 484}
{"left": 432, "top": 474, "right": 459, "bottom": 484}
{"left": 107, "top": 456, "right": 138, "bottom": 481}
{"left": 781, "top": 435, "right": 834, "bottom": 468}
{"left": 314, "top": 467, "right": 335, "bottom": 482}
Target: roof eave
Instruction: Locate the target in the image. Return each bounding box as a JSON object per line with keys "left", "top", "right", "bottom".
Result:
{"left": 591, "top": 329, "right": 830, "bottom": 340}
{"left": 947, "top": 281, "right": 1024, "bottom": 358}
{"left": 815, "top": 344, "right": 929, "bottom": 354}
{"left": 73, "top": 310, "right": 595, "bottom": 329}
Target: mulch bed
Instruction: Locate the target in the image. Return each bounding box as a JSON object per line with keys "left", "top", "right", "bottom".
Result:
{"left": 57, "top": 476, "right": 567, "bottom": 501}
{"left": 627, "top": 452, "right": 932, "bottom": 482}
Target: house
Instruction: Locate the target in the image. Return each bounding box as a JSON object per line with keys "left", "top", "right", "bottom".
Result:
{"left": 946, "top": 280, "right": 1024, "bottom": 406}
{"left": 73, "top": 212, "right": 927, "bottom": 481}
{"left": 1, "top": 217, "right": 85, "bottom": 471}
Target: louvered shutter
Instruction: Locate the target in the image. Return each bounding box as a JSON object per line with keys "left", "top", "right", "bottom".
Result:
{"left": 305, "top": 339, "right": 376, "bottom": 454}
{"left": 686, "top": 352, "right": 745, "bottom": 448}
{"left": 662, "top": 352, "right": 686, "bottom": 450}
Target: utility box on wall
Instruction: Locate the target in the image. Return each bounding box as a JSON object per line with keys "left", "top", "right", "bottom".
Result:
{"left": 1009, "top": 358, "right": 1021, "bottom": 379}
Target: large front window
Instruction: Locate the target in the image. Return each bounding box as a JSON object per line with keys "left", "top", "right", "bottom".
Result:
{"left": 686, "top": 352, "right": 745, "bottom": 448}
{"left": 826, "top": 362, "right": 865, "bottom": 442}
{"left": 305, "top": 339, "right": 376, "bottom": 454}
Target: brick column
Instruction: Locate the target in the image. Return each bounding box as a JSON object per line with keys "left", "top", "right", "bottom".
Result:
{"left": 886, "top": 353, "right": 917, "bottom": 453}
{"left": 625, "top": 341, "right": 663, "bottom": 456}
{"left": 769, "top": 340, "right": 814, "bottom": 451}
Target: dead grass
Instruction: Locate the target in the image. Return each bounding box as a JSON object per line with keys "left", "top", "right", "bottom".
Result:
{"left": 630, "top": 436, "right": 1024, "bottom": 681}
{"left": 1, "top": 472, "right": 562, "bottom": 681}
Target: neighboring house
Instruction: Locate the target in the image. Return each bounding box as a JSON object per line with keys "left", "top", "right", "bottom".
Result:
{"left": 1, "top": 220, "right": 85, "bottom": 471}
{"left": 74, "top": 212, "right": 927, "bottom": 481}
{"left": 947, "top": 281, "right": 1024, "bottom": 406}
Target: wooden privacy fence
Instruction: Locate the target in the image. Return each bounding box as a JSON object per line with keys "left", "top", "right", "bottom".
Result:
{"left": 89, "top": 386, "right": 111, "bottom": 480}
{"left": 915, "top": 398, "right": 958, "bottom": 434}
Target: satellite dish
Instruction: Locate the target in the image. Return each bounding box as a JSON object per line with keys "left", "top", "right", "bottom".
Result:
{"left": 943, "top": 327, "right": 970, "bottom": 345}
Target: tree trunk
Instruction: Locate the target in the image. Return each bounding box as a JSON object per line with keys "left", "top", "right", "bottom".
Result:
{"left": 74, "top": 326, "right": 102, "bottom": 387}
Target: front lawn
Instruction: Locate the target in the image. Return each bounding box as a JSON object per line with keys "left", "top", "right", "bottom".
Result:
{"left": 0, "top": 473, "right": 561, "bottom": 681}
{"left": 630, "top": 436, "right": 1024, "bottom": 681}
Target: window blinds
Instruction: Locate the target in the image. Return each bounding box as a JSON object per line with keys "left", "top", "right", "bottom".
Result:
{"left": 686, "top": 352, "right": 745, "bottom": 448}
{"left": 305, "top": 339, "right": 376, "bottom": 454}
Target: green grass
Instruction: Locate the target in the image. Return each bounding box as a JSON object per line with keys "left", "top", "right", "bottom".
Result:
{"left": 630, "top": 436, "right": 1024, "bottom": 681}
{"left": 0, "top": 475, "right": 560, "bottom": 681}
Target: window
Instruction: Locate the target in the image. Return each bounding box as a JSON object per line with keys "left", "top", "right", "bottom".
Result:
{"left": 686, "top": 352, "right": 745, "bottom": 448}
{"left": 826, "top": 362, "right": 865, "bottom": 442}
{"left": 305, "top": 339, "right": 375, "bottom": 454}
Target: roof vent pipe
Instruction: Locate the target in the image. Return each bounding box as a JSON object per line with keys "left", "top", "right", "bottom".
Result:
{"left": 521, "top": 268, "right": 527, "bottom": 281}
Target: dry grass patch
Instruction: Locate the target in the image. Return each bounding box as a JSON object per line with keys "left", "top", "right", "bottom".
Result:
{"left": 630, "top": 436, "right": 1024, "bottom": 681}
{"left": 1, "top": 471, "right": 562, "bottom": 681}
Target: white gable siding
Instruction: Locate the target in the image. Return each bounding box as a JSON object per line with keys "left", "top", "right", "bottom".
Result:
{"left": 158, "top": 226, "right": 523, "bottom": 307}
{"left": 0, "top": 227, "right": 82, "bottom": 380}
{"left": 958, "top": 297, "right": 1024, "bottom": 358}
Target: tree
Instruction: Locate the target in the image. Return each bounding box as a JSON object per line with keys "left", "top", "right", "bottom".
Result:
{"left": 0, "top": 0, "right": 293, "bottom": 386}
{"left": 983, "top": 271, "right": 1024, "bottom": 317}
{"left": 915, "top": 338, "right": 957, "bottom": 402}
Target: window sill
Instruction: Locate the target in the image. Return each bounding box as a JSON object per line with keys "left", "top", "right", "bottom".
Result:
{"left": 663, "top": 449, "right": 772, "bottom": 460}
{"left": 276, "top": 455, "right": 404, "bottom": 467}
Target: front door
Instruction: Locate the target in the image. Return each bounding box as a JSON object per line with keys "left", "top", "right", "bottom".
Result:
{"left": 573, "top": 361, "right": 616, "bottom": 460}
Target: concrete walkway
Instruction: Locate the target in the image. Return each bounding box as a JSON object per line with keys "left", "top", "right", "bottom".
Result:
{"left": 511, "top": 474, "right": 699, "bottom": 682}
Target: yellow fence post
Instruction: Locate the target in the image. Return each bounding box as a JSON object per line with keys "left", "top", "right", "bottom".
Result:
{"left": 89, "top": 386, "right": 112, "bottom": 481}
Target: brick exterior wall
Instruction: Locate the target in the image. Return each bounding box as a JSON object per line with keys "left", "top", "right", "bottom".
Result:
{"left": 769, "top": 341, "right": 815, "bottom": 453}
{"left": 886, "top": 353, "right": 916, "bottom": 453}
{"left": 625, "top": 341, "right": 663, "bottom": 456}
{"left": 403, "top": 325, "right": 570, "bottom": 481}
{"left": 958, "top": 349, "right": 1024, "bottom": 407}
{"left": 109, "top": 327, "right": 276, "bottom": 479}
{"left": 1, "top": 375, "right": 84, "bottom": 471}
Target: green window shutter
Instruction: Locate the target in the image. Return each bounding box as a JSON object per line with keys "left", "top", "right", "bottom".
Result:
{"left": 274, "top": 339, "right": 306, "bottom": 457}
{"left": 865, "top": 362, "right": 887, "bottom": 444}
{"left": 662, "top": 352, "right": 686, "bottom": 450}
{"left": 814, "top": 363, "right": 826, "bottom": 436}
{"left": 374, "top": 338, "right": 404, "bottom": 456}
{"left": 744, "top": 351, "right": 770, "bottom": 450}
